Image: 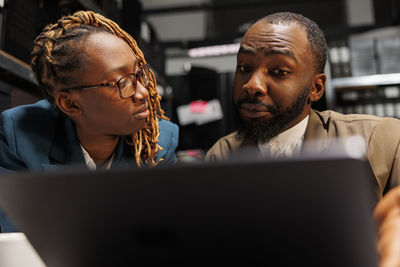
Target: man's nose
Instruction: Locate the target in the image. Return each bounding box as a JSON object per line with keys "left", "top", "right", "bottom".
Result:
{"left": 132, "top": 81, "right": 149, "bottom": 102}
{"left": 243, "top": 71, "right": 268, "bottom": 97}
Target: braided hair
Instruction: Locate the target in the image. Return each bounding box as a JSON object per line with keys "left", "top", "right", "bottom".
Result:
{"left": 31, "top": 10, "right": 168, "bottom": 167}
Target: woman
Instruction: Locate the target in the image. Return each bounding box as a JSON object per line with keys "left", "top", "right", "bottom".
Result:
{"left": 0, "top": 10, "right": 178, "bottom": 171}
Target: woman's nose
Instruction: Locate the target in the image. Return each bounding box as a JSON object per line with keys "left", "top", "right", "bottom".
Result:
{"left": 132, "top": 80, "right": 149, "bottom": 102}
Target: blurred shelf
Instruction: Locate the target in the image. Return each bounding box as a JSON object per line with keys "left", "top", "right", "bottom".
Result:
{"left": 77, "top": 0, "right": 101, "bottom": 11}
{"left": 331, "top": 73, "right": 400, "bottom": 89}
{"left": 0, "top": 49, "right": 39, "bottom": 95}
{"left": 143, "top": 0, "right": 325, "bottom": 15}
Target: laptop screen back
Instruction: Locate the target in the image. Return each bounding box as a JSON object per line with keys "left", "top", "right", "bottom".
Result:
{"left": 0, "top": 157, "right": 378, "bottom": 267}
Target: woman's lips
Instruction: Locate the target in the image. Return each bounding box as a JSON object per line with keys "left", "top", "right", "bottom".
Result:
{"left": 133, "top": 103, "right": 150, "bottom": 120}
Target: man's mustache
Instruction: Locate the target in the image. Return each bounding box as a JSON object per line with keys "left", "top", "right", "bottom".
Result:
{"left": 236, "top": 97, "right": 279, "bottom": 114}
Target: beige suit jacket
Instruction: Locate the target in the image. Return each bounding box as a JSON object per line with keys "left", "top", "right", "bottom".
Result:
{"left": 205, "top": 109, "right": 400, "bottom": 200}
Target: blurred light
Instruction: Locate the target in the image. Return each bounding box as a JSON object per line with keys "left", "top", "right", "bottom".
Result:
{"left": 188, "top": 43, "right": 240, "bottom": 58}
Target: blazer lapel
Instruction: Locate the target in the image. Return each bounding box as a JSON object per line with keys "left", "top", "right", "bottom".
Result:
{"left": 302, "top": 109, "right": 329, "bottom": 154}
{"left": 110, "top": 137, "right": 135, "bottom": 169}
{"left": 48, "top": 113, "right": 86, "bottom": 166}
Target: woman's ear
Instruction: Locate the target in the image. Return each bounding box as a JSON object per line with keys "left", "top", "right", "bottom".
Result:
{"left": 309, "top": 73, "right": 327, "bottom": 103}
{"left": 54, "top": 91, "right": 82, "bottom": 117}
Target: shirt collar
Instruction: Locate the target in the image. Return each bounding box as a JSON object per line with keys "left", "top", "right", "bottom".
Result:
{"left": 258, "top": 115, "right": 309, "bottom": 158}
{"left": 80, "top": 145, "right": 115, "bottom": 170}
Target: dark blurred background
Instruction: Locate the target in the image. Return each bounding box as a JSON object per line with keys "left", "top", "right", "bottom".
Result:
{"left": 0, "top": 0, "right": 399, "bottom": 155}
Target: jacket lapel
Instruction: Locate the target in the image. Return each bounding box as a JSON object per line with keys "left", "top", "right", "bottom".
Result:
{"left": 48, "top": 113, "right": 86, "bottom": 166}
{"left": 110, "top": 137, "right": 135, "bottom": 169}
{"left": 302, "top": 109, "right": 329, "bottom": 154}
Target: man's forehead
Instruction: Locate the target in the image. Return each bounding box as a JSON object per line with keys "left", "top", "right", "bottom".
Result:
{"left": 240, "top": 21, "right": 309, "bottom": 54}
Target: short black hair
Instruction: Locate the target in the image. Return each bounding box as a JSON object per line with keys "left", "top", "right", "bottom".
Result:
{"left": 260, "top": 12, "right": 327, "bottom": 73}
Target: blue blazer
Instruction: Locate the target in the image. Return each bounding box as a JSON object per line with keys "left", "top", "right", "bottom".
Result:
{"left": 0, "top": 100, "right": 179, "bottom": 171}
{"left": 0, "top": 100, "right": 179, "bottom": 232}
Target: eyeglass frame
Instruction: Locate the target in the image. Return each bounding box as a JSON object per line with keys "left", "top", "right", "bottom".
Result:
{"left": 58, "top": 64, "right": 150, "bottom": 99}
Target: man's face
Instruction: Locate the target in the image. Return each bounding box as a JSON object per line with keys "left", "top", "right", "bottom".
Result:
{"left": 64, "top": 32, "right": 150, "bottom": 137}
{"left": 233, "top": 21, "right": 317, "bottom": 142}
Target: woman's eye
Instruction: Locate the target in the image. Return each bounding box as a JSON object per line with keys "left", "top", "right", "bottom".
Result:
{"left": 238, "top": 65, "right": 252, "bottom": 73}
{"left": 119, "top": 79, "right": 128, "bottom": 88}
{"left": 272, "top": 69, "right": 289, "bottom": 77}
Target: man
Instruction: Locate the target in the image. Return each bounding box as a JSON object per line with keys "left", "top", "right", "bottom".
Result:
{"left": 206, "top": 12, "right": 400, "bottom": 199}
{"left": 205, "top": 12, "right": 400, "bottom": 266}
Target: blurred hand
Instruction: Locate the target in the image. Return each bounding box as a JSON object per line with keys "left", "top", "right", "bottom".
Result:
{"left": 374, "top": 186, "right": 400, "bottom": 267}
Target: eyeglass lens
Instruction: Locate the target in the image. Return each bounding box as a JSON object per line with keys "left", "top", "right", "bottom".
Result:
{"left": 118, "top": 65, "right": 150, "bottom": 99}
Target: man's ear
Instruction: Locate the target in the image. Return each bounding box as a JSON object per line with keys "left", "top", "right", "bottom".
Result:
{"left": 54, "top": 91, "right": 82, "bottom": 117}
{"left": 309, "top": 73, "right": 326, "bottom": 103}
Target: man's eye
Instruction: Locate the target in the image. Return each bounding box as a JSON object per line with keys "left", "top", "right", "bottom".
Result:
{"left": 237, "top": 65, "right": 252, "bottom": 73}
{"left": 272, "top": 69, "right": 289, "bottom": 77}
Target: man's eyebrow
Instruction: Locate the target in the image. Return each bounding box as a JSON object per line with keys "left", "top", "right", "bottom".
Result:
{"left": 238, "top": 46, "right": 298, "bottom": 62}
{"left": 264, "top": 48, "right": 298, "bottom": 62}
{"left": 238, "top": 45, "right": 255, "bottom": 54}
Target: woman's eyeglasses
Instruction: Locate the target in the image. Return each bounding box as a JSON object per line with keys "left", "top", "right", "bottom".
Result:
{"left": 60, "top": 64, "right": 150, "bottom": 99}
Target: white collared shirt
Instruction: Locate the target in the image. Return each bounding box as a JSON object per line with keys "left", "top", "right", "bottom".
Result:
{"left": 258, "top": 115, "right": 309, "bottom": 158}
{"left": 80, "top": 145, "right": 114, "bottom": 170}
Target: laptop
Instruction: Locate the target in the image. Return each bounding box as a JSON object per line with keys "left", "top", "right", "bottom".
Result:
{"left": 0, "top": 155, "right": 378, "bottom": 267}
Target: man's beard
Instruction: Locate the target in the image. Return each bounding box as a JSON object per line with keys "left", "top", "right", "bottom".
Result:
{"left": 234, "top": 86, "right": 311, "bottom": 143}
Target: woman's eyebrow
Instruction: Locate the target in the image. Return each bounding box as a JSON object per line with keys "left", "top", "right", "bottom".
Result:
{"left": 103, "top": 63, "right": 137, "bottom": 76}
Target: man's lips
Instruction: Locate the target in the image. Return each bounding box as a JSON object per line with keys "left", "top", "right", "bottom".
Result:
{"left": 239, "top": 102, "right": 274, "bottom": 119}
{"left": 240, "top": 103, "right": 269, "bottom": 112}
